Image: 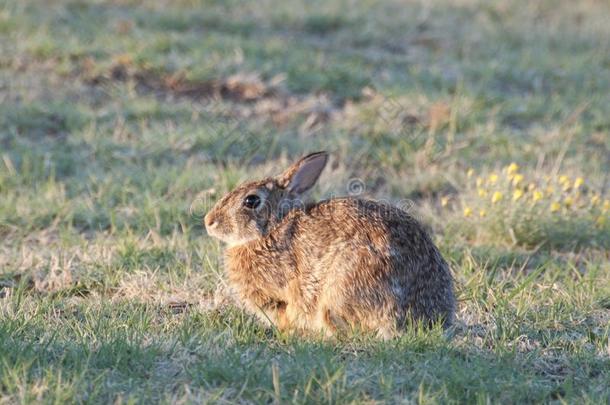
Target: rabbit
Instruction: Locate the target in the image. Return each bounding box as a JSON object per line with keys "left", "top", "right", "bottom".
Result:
{"left": 204, "top": 152, "right": 455, "bottom": 338}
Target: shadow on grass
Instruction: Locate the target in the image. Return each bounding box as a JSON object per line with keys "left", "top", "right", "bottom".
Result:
{"left": 0, "top": 299, "right": 608, "bottom": 403}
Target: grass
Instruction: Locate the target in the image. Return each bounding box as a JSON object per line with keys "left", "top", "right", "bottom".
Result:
{"left": 1, "top": 0, "right": 609, "bottom": 403}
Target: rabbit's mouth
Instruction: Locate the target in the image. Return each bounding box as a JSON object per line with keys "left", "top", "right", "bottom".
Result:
{"left": 205, "top": 220, "right": 260, "bottom": 247}
{"left": 209, "top": 232, "right": 260, "bottom": 248}
{"left": 204, "top": 222, "right": 220, "bottom": 239}
{"left": 204, "top": 216, "right": 228, "bottom": 242}
{"left": 204, "top": 213, "right": 226, "bottom": 240}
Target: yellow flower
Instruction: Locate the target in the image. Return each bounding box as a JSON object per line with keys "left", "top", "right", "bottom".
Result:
{"left": 564, "top": 196, "right": 574, "bottom": 208}
{"left": 463, "top": 207, "right": 473, "bottom": 217}
{"left": 546, "top": 185, "right": 555, "bottom": 194}
{"left": 532, "top": 190, "right": 543, "bottom": 202}
{"left": 573, "top": 177, "right": 584, "bottom": 189}
{"left": 478, "top": 188, "right": 488, "bottom": 198}
{"left": 506, "top": 162, "right": 519, "bottom": 175}
{"left": 550, "top": 201, "right": 561, "bottom": 212}
{"left": 488, "top": 173, "right": 499, "bottom": 185}
{"left": 596, "top": 215, "right": 607, "bottom": 227}
{"left": 476, "top": 177, "right": 483, "bottom": 188}
{"left": 491, "top": 191, "right": 503, "bottom": 204}
{"left": 603, "top": 200, "right": 610, "bottom": 213}
{"left": 467, "top": 168, "right": 474, "bottom": 178}
{"left": 527, "top": 183, "right": 537, "bottom": 191}
{"left": 590, "top": 194, "right": 600, "bottom": 206}
{"left": 513, "top": 189, "right": 524, "bottom": 201}
{"left": 559, "top": 175, "right": 571, "bottom": 191}
{"left": 441, "top": 196, "right": 450, "bottom": 207}
{"left": 479, "top": 209, "right": 486, "bottom": 218}
{"left": 512, "top": 174, "right": 524, "bottom": 186}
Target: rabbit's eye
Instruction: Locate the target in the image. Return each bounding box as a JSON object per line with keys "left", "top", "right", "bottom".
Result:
{"left": 243, "top": 194, "right": 261, "bottom": 209}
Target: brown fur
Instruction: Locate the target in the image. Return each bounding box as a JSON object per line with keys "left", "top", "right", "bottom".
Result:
{"left": 204, "top": 152, "right": 455, "bottom": 338}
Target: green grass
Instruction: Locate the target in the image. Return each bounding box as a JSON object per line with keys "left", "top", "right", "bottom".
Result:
{"left": 1, "top": 0, "right": 609, "bottom": 403}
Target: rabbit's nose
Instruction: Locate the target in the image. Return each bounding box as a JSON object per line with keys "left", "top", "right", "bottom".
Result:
{"left": 204, "top": 213, "right": 217, "bottom": 229}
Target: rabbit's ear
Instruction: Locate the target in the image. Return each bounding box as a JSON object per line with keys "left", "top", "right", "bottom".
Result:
{"left": 278, "top": 152, "right": 328, "bottom": 194}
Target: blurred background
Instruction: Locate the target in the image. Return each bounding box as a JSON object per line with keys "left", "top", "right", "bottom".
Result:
{"left": 0, "top": 0, "right": 609, "bottom": 402}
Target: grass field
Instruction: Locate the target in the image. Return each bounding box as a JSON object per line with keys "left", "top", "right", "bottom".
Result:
{"left": 1, "top": 0, "right": 609, "bottom": 403}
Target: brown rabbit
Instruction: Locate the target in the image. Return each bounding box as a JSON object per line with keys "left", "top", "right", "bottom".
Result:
{"left": 204, "top": 152, "right": 455, "bottom": 338}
